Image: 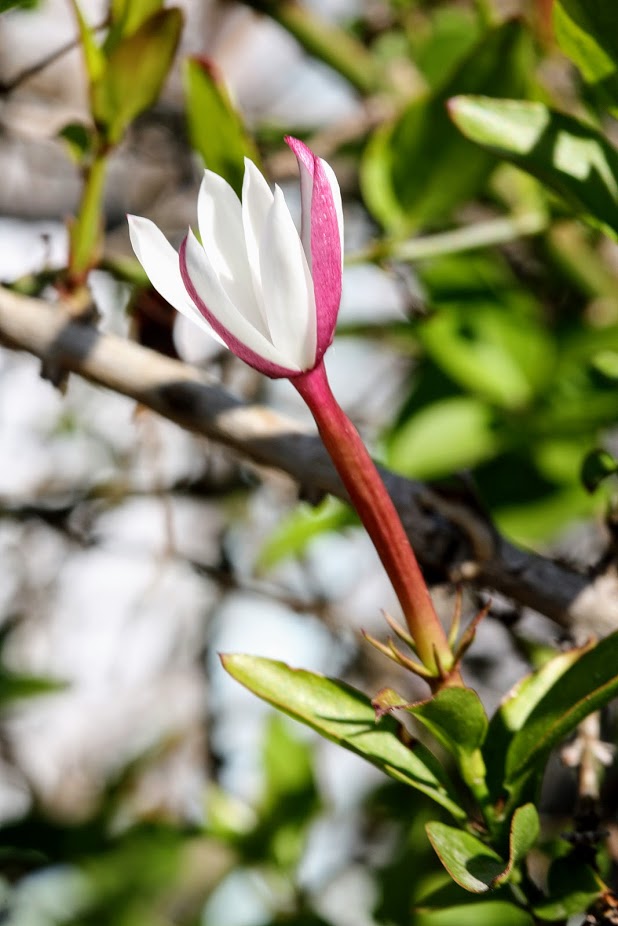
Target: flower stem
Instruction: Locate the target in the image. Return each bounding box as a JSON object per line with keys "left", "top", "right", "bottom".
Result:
{"left": 294, "top": 361, "right": 460, "bottom": 687}
{"left": 68, "top": 151, "right": 108, "bottom": 286}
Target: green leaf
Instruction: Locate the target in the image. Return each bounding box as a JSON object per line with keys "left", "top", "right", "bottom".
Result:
{"left": 106, "top": 0, "right": 163, "bottom": 52}
{"left": 0, "top": 667, "right": 65, "bottom": 703}
{"left": 386, "top": 687, "right": 487, "bottom": 768}
{"left": 449, "top": 96, "right": 618, "bottom": 239}
{"left": 581, "top": 447, "right": 618, "bottom": 493}
{"left": 361, "top": 20, "right": 529, "bottom": 233}
{"left": 221, "top": 654, "right": 466, "bottom": 821}
{"left": 262, "top": 714, "right": 315, "bottom": 810}
{"left": 426, "top": 823, "right": 505, "bottom": 893}
{"left": 533, "top": 857, "right": 602, "bottom": 920}
{"left": 388, "top": 395, "right": 500, "bottom": 479}
{"left": 382, "top": 687, "right": 489, "bottom": 797}
{"left": 427, "top": 803, "right": 538, "bottom": 894}
{"left": 70, "top": 0, "right": 106, "bottom": 85}
{"left": 592, "top": 348, "right": 618, "bottom": 381}
{"left": 420, "top": 300, "right": 554, "bottom": 410}
{"left": 57, "top": 121, "right": 96, "bottom": 164}
{"left": 554, "top": 0, "right": 618, "bottom": 115}
{"left": 93, "top": 8, "right": 183, "bottom": 145}
{"left": 184, "top": 57, "right": 259, "bottom": 197}
{"left": 410, "top": 6, "right": 482, "bottom": 91}
{"left": 483, "top": 642, "right": 592, "bottom": 796}
{"left": 257, "top": 715, "right": 319, "bottom": 869}
{"left": 0, "top": 0, "right": 38, "bottom": 11}
{"left": 412, "top": 902, "right": 534, "bottom": 926}
{"left": 492, "top": 804, "right": 539, "bottom": 888}
{"left": 257, "top": 497, "right": 354, "bottom": 571}
{"left": 505, "top": 631, "right": 618, "bottom": 791}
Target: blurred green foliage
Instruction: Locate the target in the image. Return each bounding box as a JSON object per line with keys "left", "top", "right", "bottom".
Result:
{"left": 4, "top": 0, "right": 618, "bottom": 923}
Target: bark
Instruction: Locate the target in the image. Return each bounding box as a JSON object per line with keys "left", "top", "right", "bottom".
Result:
{"left": 0, "top": 285, "right": 616, "bottom": 637}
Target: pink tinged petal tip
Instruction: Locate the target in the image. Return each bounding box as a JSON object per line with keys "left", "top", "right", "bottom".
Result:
{"left": 178, "top": 235, "right": 299, "bottom": 379}
{"left": 285, "top": 136, "right": 343, "bottom": 362}
{"left": 285, "top": 137, "right": 343, "bottom": 363}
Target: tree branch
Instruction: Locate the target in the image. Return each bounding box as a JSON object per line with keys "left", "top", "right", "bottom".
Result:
{"left": 0, "top": 285, "right": 616, "bottom": 636}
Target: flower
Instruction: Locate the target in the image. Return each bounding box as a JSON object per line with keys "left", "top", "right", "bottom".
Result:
{"left": 128, "top": 137, "right": 343, "bottom": 378}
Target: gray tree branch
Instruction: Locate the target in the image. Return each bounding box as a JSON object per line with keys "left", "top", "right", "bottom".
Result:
{"left": 0, "top": 285, "right": 616, "bottom": 636}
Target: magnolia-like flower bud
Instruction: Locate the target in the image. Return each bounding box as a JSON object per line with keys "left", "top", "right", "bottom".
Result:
{"left": 128, "top": 137, "right": 343, "bottom": 378}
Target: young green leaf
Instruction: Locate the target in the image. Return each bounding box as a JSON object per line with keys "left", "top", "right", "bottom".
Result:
{"left": 93, "top": 8, "right": 183, "bottom": 145}
{"left": 553, "top": 0, "right": 618, "bottom": 115}
{"left": 70, "top": 0, "right": 106, "bottom": 85}
{"left": 386, "top": 687, "right": 486, "bottom": 765}
{"left": 449, "top": 97, "right": 618, "bottom": 239}
{"left": 184, "top": 57, "right": 260, "bottom": 197}
{"left": 221, "top": 654, "right": 466, "bottom": 821}
{"left": 377, "top": 686, "right": 489, "bottom": 798}
{"left": 106, "top": 0, "right": 163, "bottom": 53}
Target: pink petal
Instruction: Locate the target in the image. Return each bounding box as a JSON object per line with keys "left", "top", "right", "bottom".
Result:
{"left": 179, "top": 234, "right": 299, "bottom": 379}
{"left": 285, "top": 136, "right": 342, "bottom": 364}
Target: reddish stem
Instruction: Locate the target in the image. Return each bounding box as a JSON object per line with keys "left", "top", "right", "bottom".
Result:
{"left": 294, "top": 361, "right": 459, "bottom": 684}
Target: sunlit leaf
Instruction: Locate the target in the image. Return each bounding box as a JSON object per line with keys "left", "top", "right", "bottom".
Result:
{"left": 554, "top": 0, "right": 618, "bottom": 115}
{"left": 184, "top": 56, "right": 260, "bottom": 197}
{"left": 419, "top": 300, "right": 554, "bottom": 410}
{"left": 412, "top": 901, "right": 534, "bottom": 926}
{"left": 361, "top": 21, "right": 529, "bottom": 233}
{"left": 388, "top": 395, "right": 501, "bottom": 479}
{"left": 380, "top": 686, "right": 486, "bottom": 759}
{"left": 221, "top": 654, "right": 466, "bottom": 820}
{"left": 483, "top": 642, "right": 593, "bottom": 796}
{"left": 504, "top": 631, "right": 618, "bottom": 794}
{"left": 257, "top": 497, "right": 354, "bottom": 571}
{"left": 449, "top": 96, "right": 618, "bottom": 239}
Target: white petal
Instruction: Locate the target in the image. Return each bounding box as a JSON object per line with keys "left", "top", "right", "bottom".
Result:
{"left": 296, "top": 158, "right": 313, "bottom": 268}
{"left": 259, "top": 186, "right": 316, "bottom": 370}
{"left": 183, "top": 228, "right": 300, "bottom": 371}
{"left": 127, "top": 214, "right": 222, "bottom": 341}
{"left": 241, "top": 158, "right": 273, "bottom": 322}
{"left": 197, "top": 171, "right": 268, "bottom": 336}
{"left": 319, "top": 157, "right": 344, "bottom": 265}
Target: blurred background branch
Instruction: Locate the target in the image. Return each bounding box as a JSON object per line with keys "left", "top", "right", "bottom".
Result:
{"left": 1, "top": 283, "right": 616, "bottom": 638}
